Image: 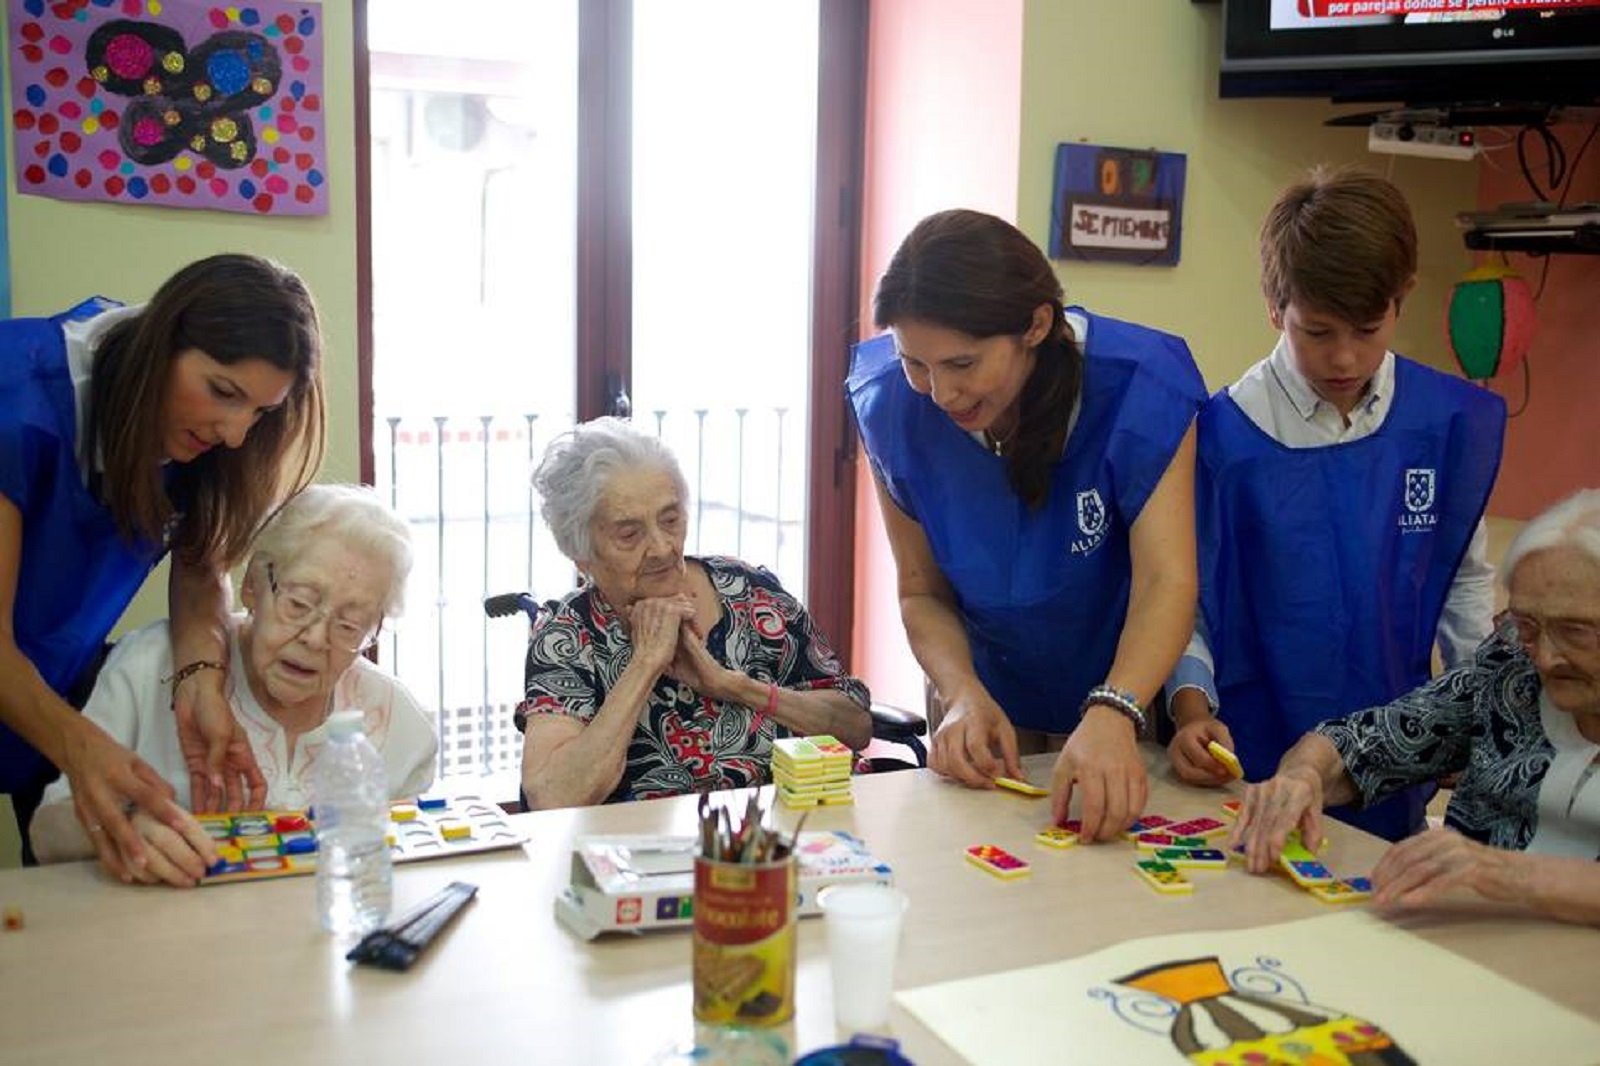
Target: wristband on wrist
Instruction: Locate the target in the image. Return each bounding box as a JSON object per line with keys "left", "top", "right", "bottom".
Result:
{"left": 750, "top": 681, "right": 779, "bottom": 737}
{"left": 1079, "top": 684, "right": 1147, "bottom": 735}
{"left": 164, "top": 659, "right": 227, "bottom": 689}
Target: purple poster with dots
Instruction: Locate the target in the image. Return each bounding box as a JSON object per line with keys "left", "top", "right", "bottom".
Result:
{"left": 8, "top": 0, "right": 326, "bottom": 216}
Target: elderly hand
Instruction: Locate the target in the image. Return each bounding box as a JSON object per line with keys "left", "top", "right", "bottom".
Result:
{"left": 174, "top": 667, "right": 265, "bottom": 812}
{"left": 1370, "top": 827, "right": 1516, "bottom": 909}
{"left": 59, "top": 714, "right": 176, "bottom": 881}
{"left": 1168, "top": 717, "right": 1238, "bottom": 787}
{"left": 1229, "top": 765, "right": 1325, "bottom": 875}
{"left": 125, "top": 804, "right": 219, "bottom": 888}
{"left": 1050, "top": 705, "right": 1146, "bottom": 841}
{"left": 668, "top": 623, "right": 737, "bottom": 700}
{"left": 624, "top": 595, "right": 696, "bottom": 676}
{"left": 929, "top": 690, "right": 1023, "bottom": 788}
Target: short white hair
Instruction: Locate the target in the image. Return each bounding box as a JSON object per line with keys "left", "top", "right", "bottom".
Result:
{"left": 1502, "top": 488, "right": 1600, "bottom": 582}
{"left": 245, "top": 484, "right": 413, "bottom": 617}
{"left": 533, "top": 416, "right": 689, "bottom": 562}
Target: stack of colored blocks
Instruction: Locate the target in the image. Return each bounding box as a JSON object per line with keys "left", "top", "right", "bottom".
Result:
{"left": 772, "top": 735, "right": 854, "bottom": 808}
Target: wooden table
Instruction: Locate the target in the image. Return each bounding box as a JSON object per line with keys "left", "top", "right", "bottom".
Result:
{"left": 2, "top": 749, "right": 1597, "bottom": 1064}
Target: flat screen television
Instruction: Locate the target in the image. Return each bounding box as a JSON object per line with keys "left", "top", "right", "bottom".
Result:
{"left": 1220, "top": 0, "right": 1600, "bottom": 106}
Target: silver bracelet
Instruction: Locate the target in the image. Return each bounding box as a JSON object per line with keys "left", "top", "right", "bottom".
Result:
{"left": 1080, "top": 685, "right": 1147, "bottom": 735}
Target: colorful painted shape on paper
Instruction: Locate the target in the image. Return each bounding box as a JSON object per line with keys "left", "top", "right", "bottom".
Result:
{"left": 1107, "top": 954, "right": 1415, "bottom": 1064}
{"left": 1049, "top": 142, "right": 1185, "bottom": 266}
{"left": 8, "top": 0, "right": 326, "bottom": 216}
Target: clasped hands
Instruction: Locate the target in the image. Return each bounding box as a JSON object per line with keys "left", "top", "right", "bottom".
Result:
{"left": 623, "top": 594, "right": 738, "bottom": 701}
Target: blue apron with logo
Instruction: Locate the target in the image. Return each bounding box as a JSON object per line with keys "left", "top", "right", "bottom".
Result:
{"left": 848, "top": 308, "right": 1206, "bottom": 732}
{"left": 0, "top": 299, "right": 168, "bottom": 792}
{"left": 1197, "top": 356, "right": 1504, "bottom": 840}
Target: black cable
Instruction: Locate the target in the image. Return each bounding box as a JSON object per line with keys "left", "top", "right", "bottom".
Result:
{"left": 1504, "top": 355, "right": 1532, "bottom": 419}
{"left": 1516, "top": 123, "right": 1570, "bottom": 201}
{"left": 1531, "top": 254, "right": 1555, "bottom": 302}
{"left": 1556, "top": 122, "right": 1599, "bottom": 208}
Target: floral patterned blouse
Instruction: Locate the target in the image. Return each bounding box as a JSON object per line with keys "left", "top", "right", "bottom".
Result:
{"left": 517, "top": 556, "right": 871, "bottom": 802}
{"left": 1316, "top": 622, "right": 1599, "bottom": 858}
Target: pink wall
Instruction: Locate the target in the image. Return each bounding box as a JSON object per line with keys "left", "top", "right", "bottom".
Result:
{"left": 849, "top": 0, "right": 1025, "bottom": 712}
{"left": 1480, "top": 125, "right": 1600, "bottom": 520}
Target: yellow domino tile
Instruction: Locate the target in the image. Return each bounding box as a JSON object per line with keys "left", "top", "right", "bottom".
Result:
{"left": 438, "top": 821, "right": 472, "bottom": 841}
{"left": 994, "top": 776, "right": 1049, "bottom": 797}
{"left": 1134, "top": 859, "right": 1193, "bottom": 895}
{"left": 1206, "top": 740, "right": 1244, "bottom": 780}
{"left": 1034, "top": 826, "right": 1078, "bottom": 849}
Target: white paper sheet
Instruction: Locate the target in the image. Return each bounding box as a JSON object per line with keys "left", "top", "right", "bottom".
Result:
{"left": 896, "top": 910, "right": 1600, "bottom": 1065}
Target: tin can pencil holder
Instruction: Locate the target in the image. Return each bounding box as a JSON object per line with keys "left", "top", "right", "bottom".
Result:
{"left": 692, "top": 853, "right": 797, "bottom": 1026}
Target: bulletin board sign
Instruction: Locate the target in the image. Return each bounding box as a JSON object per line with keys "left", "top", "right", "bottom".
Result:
{"left": 8, "top": 0, "right": 327, "bottom": 216}
{"left": 1050, "top": 142, "right": 1186, "bottom": 267}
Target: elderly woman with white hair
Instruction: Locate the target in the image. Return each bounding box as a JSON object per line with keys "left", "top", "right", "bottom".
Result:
{"left": 30, "top": 484, "right": 437, "bottom": 884}
{"left": 1231, "top": 489, "right": 1600, "bottom": 925}
{"left": 518, "top": 417, "right": 872, "bottom": 809}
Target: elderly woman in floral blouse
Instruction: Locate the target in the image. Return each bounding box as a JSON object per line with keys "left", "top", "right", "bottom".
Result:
{"left": 1232, "top": 489, "right": 1600, "bottom": 926}
{"left": 517, "top": 417, "right": 872, "bottom": 809}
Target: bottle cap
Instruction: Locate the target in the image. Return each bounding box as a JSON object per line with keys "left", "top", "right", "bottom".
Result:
{"left": 327, "top": 709, "right": 366, "bottom": 739}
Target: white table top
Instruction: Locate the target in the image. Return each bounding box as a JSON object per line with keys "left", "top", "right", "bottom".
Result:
{"left": 2, "top": 748, "right": 1596, "bottom": 1065}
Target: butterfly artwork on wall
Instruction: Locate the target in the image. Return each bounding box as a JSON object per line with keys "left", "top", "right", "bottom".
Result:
{"left": 8, "top": 0, "right": 326, "bottom": 216}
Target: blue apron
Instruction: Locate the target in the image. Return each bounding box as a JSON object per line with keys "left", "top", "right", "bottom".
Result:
{"left": 0, "top": 300, "right": 169, "bottom": 792}
{"left": 1197, "top": 356, "right": 1504, "bottom": 840}
{"left": 849, "top": 308, "right": 1205, "bottom": 732}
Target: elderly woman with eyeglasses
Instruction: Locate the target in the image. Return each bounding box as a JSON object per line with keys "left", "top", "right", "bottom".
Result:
{"left": 1231, "top": 488, "right": 1600, "bottom": 925}
{"left": 518, "top": 417, "right": 872, "bottom": 810}
{"left": 29, "top": 485, "right": 437, "bottom": 884}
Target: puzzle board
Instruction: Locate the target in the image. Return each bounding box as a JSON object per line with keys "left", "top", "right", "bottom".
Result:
{"left": 896, "top": 910, "right": 1600, "bottom": 1065}
{"left": 198, "top": 794, "right": 525, "bottom": 885}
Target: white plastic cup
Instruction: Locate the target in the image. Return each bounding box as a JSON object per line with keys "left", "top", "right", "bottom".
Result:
{"left": 817, "top": 883, "right": 910, "bottom": 1033}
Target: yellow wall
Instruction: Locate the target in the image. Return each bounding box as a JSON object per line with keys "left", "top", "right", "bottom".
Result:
{"left": 1017, "top": 1, "right": 1481, "bottom": 391}
{"left": 0, "top": 6, "right": 359, "bottom": 866}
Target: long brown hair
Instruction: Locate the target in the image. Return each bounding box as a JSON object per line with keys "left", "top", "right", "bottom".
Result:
{"left": 85, "top": 254, "right": 327, "bottom": 566}
{"left": 873, "top": 209, "right": 1081, "bottom": 510}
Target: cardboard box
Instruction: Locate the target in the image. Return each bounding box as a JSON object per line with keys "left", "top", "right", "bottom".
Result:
{"left": 555, "top": 830, "right": 893, "bottom": 940}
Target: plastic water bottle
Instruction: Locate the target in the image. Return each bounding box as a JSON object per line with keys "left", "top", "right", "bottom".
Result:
{"left": 314, "top": 710, "right": 392, "bottom": 936}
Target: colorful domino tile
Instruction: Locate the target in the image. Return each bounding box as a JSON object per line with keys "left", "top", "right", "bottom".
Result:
{"left": 1034, "top": 826, "right": 1079, "bottom": 849}
{"left": 1278, "top": 854, "right": 1336, "bottom": 888}
{"left": 1206, "top": 740, "right": 1244, "bottom": 780}
{"left": 993, "top": 776, "right": 1049, "bottom": 797}
{"left": 1134, "top": 859, "right": 1193, "bottom": 896}
{"left": 1154, "top": 847, "right": 1228, "bottom": 870}
{"left": 1309, "top": 877, "right": 1374, "bottom": 905}
{"left": 1134, "top": 833, "right": 1210, "bottom": 852}
{"left": 1121, "top": 814, "right": 1175, "bottom": 840}
{"left": 1163, "top": 817, "right": 1229, "bottom": 840}
{"left": 965, "top": 844, "right": 1032, "bottom": 880}
{"left": 1220, "top": 799, "right": 1242, "bottom": 820}
{"left": 777, "top": 788, "right": 854, "bottom": 809}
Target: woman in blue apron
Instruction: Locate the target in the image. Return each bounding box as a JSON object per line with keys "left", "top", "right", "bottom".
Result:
{"left": 849, "top": 210, "right": 1207, "bottom": 840}
{"left": 1, "top": 254, "right": 325, "bottom": 874}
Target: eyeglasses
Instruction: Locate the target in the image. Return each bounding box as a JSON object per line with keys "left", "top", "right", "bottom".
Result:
{"left": 265, "top": 562, "right": 382, "bottom": 653}
{"left": 1506, "top": 610, "right": 1600, "bottom": 656}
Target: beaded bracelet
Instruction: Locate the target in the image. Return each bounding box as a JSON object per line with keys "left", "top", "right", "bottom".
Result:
{"left": 1079, "top": 684, "right": 1147, "bottom": 735}
{"left": 164, "top": 659, "right": 227, "bottom": 689}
